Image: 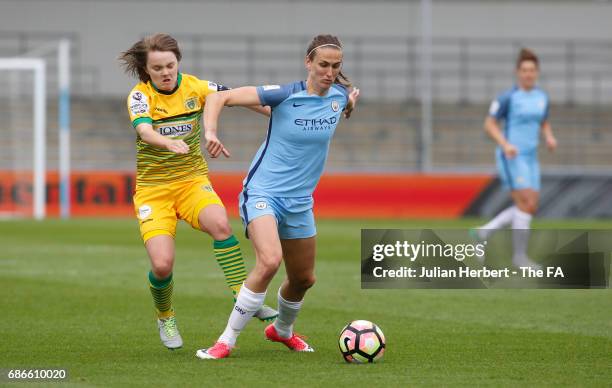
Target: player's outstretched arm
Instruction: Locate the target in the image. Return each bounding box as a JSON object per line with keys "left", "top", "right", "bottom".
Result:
{"left": 204, "top": 87, "right": 262, "bottom": 158}
{"left": 135, "top": 123, "right": 189, "bottom": 154}
{"left": 484, "top": 116, "right": 517, "bottom": 158}
{"left": 541, "top": 120, "right": 557, "bottom": 152}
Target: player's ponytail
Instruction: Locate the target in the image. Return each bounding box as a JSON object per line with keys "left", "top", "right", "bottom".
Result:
{"left": 306, "top": 34, "right": 353, "bottom": 89}
{"left": 119, "top": 33, "right": 182, "bottom": 83}
{"left": 516, "top": 48, "right": 539, "bottom": 69}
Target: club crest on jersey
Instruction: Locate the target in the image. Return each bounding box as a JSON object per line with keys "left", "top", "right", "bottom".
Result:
{"left": 331, "top": 100, "right": 340, "bottom": 112}
{"left": 255, "top": 201, "right": 268, "bottom": 210}
{"left": 185, "top": 97, "right": 199, "bottom": 110}
{"left": 201, "top": 184, "right": 213, "bottom": 192}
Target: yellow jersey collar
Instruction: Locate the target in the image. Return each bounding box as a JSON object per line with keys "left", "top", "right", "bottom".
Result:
{"left": 151, "top": 72, "right": 182, "bottom": 95}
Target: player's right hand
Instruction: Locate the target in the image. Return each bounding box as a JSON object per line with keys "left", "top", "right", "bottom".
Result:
{"left": 545, "top": 134, "right": 558, "bottom": 152}
{"left": 205, "top": 134, "right": 231, "bottom": 158}
{"left": 344, "top": 87, "right": 360, "bottom": 119}
{"left": 502, "top": 143, "right": 518, "bottom": 158}
{"left": 166, "top": 139, "right": 190, "bottom": 154}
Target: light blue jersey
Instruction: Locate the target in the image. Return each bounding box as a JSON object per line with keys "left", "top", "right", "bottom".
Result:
{"left": 238, "top": 81, "right": 349, "bottom": 238}
{"left": 489, "top": 86, "right": 549, "bottom": 191}
{"left": 244, "top": 81, "right": 349, "bottom": 197}
{"left": 489, "top": 86, "right": 549, "bottom": 152}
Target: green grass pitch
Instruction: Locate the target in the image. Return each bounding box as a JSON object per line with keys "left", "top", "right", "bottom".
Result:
{"left": 1, "top": 218, "right": 611, "bottom": 387}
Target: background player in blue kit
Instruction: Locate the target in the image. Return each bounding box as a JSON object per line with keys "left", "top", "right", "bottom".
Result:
{"left": 473, "top": 48, "right": 557, "bottom": 269}
{"left": 195, "top": 34, "right": 360, "bottom": 359}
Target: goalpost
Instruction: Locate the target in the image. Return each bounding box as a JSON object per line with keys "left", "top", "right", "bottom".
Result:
{"left": 0, "top": 58, "right": 46, "bottom": 220}
{"left": 58, "top": 40, "right": 71, "bottom": 219}
{"left": 0, "top": 39, "right": 71, "bottom": 220}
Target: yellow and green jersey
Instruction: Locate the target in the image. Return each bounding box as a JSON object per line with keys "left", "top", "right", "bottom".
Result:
{"left": 127, "top": 72, "right": 226, "bottom": 187}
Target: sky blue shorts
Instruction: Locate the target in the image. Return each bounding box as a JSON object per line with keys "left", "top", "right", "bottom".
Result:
{"left": 239, "top": 189, "right": 316, "bottom": 239}
{"left": 496, "top": 149, "right": 540, "bottom": 191}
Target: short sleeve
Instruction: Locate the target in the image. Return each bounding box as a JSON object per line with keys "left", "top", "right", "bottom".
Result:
{"left": 127, "top": 87, "right": 152, "bottom": 128}
{"left": 198, "top": 79, "right": 231, "bottom": 107}
{"left": 488, "top": 91, "right": 512, "bottom": 121}
{"left": 199, "top": 79, "right": 230, "bottom": 99}
{"left": 256, "top": 84, "right": 294, "bottom": 108}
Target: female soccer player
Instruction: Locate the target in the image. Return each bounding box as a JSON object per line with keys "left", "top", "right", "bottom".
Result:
{"left": 195, "top": 34, "right": 360, "bottom": 359}
{"left": 473, "top": 48, "right": 557, "bottom": 269}
{"left": 119, "top": 33, "right": 277, "bottom": 350}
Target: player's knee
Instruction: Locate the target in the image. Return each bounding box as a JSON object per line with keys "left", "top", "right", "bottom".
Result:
{"left": 255, "top": 251, "right": 282, "bottom": 280}
{"left": 517, "top": 197, "right": 537, "bottom": 215}
{"left": 525, "top": 202, "right": 537, "bottom": 215}
{"left": 294, "top": 274, "right": 316, "bottom": 291}
{"left": 152, "top": 260, "right": 173, "bottom": 279}
{"left": 209, "top": 219, "right": 233, "bottom": 240}
{"left": 259, "top": 259, "right": 282, "bottom": 279}
{"left": 150, "top": 251, "right": 174, "bottom": 278}
{"left": 516, "top": 204, "right": 536, "bottom": 216}
{"left": 515, "top": 196, "right": 529, "bottom": 211}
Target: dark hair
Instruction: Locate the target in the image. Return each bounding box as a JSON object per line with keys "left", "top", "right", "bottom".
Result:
{"left": 516, "top": 48, "right": 539, "bottom": 69}
{"left": 119, "top": 33, "right": 182, "bottom": 83}
{"left": 306, "top": 34, "right": 352, "bottom": 88}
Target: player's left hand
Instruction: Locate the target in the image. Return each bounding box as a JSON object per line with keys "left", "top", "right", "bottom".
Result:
{"left": 545, "top": 135, "right": 557, "bottom": 152}
{"left": 205, "top": 133, "right": 231, "bottom": 158}
{"left": 344, "top": 87, "right": 360, "bottom": 119}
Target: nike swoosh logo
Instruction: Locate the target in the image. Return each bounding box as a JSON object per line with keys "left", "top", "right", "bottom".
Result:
{"left": 293, "top": 103, "right": 305, "bottom": 107}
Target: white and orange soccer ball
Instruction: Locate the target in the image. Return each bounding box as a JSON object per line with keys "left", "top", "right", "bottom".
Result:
{"left": 338, "top": 320, "right": 385, "bottom": 363}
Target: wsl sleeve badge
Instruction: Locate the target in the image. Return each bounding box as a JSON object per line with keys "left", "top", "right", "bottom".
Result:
{"left": 129, "top": 90, "right": 149, "bottom": 116}
{"left": 338, "top": 320, "right": 385, "bottom": 363}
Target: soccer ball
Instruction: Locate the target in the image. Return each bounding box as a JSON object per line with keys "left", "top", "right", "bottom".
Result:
{"left": 338, "top": 320, "right": 385, "bottom": 363}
